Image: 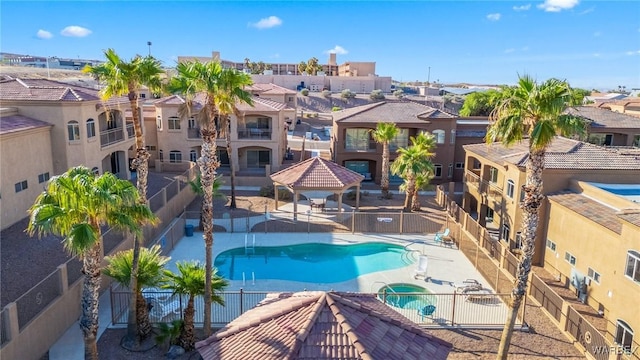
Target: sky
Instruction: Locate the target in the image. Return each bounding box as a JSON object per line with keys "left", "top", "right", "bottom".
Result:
{"left": 1, "top": 0, "right": 639, "bottom": 91}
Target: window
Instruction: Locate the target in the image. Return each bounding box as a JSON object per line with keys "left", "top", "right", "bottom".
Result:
{"left": 633, "top": 135, "right": 640, "bottom": 148}
{"left": 587, "top": 267, "right": 601, "bottom": 284}
{"left": 14, "top": 180, "right": 28, "bottom": 193}
{"left": 156, "top": 116, "right": 162, "bottom": 130}
{"left": 455, "top": 162, "right": 464, "bottom": 169}
{"left": 168, "top": 116, "right": 180, "bottom": 130}
{"left": 246, "top": 150, "right": 270, "bottom": 168}
{"left": 146, "top": 145, "right": 157, "bottom": 151}
{"left": 546, "top": 239, "right": 556, "bottom": 252}
{"left": 140, "top": 93, "right": 146, "bottom": 99}
{"left": 159, "top": 150, "right": 164, "bottom": 162}
{"left": 434, "top": 164, "right": 443, "bottom": 178}
{"left": 38, "top": 172, "right": 50, "bottom": 183}
{"left": 67, "top": 121, "right": 80, "bottom": 141}
{"left": 587, "top": 133, "right": 613, "bottom": 146}
{"left": 473, "top": 160, "right": 481, "bottom": 170}
{"left": 288, "top": 96, "right": 294, "bottom": 102}
{"left": 188, "top": 117, "right": 196, "bottom": 129}
{"left": 615, "top": 320, "right": 634, "bottom": 349}
{"left": 433, "top": 129, "right": 445, "bottom": 144}
{"left": 564, "top": 252, "right": 576, "bottom": 266}
{"left": 105, "top": 112, "right": 118, "bottom": 130}
{"left": 486, "top": 208, "right": 494, "bottom": 223}
{"left": 169, "top": 150, "right": 182, "bottom": 163}
{"left": 86, "top": 118, "right": 96, "bottom": 138}
{"left": 345, "top": 128, "right": 374, "bottom": 151}
{"left": 625, "top": 250, "right": 640, "bottom": 282}
{"left": 515, "top": 232, "right": 523, "bottom": 249}
{"left": 91, "top": 167, "right": 99, "bottom": 175}
{"left": 501, "top": 223, "right": 510, "bottom": 242}
{"left": 489, "top": 167, "right": 498, "bottom": 183}
{"left": 506, "top": 180, "right": 515, "bottom": 198}
{"left": 246, "top": 117, "right": 270, "bottom": 129}
{"left": 190, "top": 150, "right": 197, "bottom": 162}
{"left": 389, "top": 128, "right": 409, "bottom": 151}
{"left": 447, "top": 164, "right": 453, "bottom": 178}
{"left": 345, "top": 161, "right": 370, "bottom": 176}
{"left": 450, "top": 129, "right": 456, "bottom": 144}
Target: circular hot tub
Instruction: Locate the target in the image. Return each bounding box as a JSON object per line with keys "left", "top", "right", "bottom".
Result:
{"left": 377, "top": 283, "right": 436, "bottom": 310}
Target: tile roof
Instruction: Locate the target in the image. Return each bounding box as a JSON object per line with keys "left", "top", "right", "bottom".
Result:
{"left": 247, "top": 83, "right": 297, "bottom": 95}
{"left": 547, "top": 191, "right": 623, "bottom": 234}
{"left": 617, "top": 210, "right": 640, "bottom": 228}
{"left": 0, "top": 114, "right": 52, "bottom": 135}
{"left": 196, "top": 291, "right": 452, "bottom": 360}
{"left": 566, "top": 106, "right": 640, "bottom": 129}
{"left": 153, "top": 93, "right": 286, "bottom": 111}
{"left": 333, "top": 101, "right": 454, "bottom": 124}
{"left": 271, "top": 157, "right": 364, "bottom": 190}
{"left": 0, "top": 78, "right": 101, "bottom": 102}
{"left": 464, "top": 136, "right": 640, "bottom": 170}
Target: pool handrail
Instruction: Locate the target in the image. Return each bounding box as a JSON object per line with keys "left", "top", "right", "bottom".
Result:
{"left": 370, "top": 281, "right": 400, "bottom": 307}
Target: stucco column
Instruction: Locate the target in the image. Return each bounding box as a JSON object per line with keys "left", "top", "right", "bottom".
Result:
{"left": 355, "top": 184, "right": 360, "bottom": 210}
{"left": 293, "top": 190, "right": 298, "bottom": 221}
{"left": 338, "top": 192, "right": 343, "bottom": 214}
{"left": 274, "top": 182, "right": 279, "bottom": 210}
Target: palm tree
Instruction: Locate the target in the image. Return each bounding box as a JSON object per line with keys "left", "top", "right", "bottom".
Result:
{"left": 189, "top": 174, "right": 227, "bottom": 230}
{"left": 391, "top": 144, "right": 434, "bottom": 212}
{"left": 27, "top": 166, "right": 158, "bottom": 360}
{"left": 400, "top": 171, "right": 434, "bottom": 211}
{"left": 168, "top": 60, "right": 226, "bottom": 336}
{"left": 371, "top": 122, "right": 398, "bottom": 198}
{"left": 83, "top": 49, "right": 164, "bottom": 343}
{"left": 103, "top": 245, "right": 170, "bottom": 339}
{"left": 162, "top": 261, "right": 228, "bottom": 351}
{"left": 215, "top": 68, "right": 254, "bottom": 209}
{"left": 488, "top": 75, "right": 585, "bottom": 359}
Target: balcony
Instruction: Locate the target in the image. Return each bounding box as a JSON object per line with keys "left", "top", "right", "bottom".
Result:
{"left": 188, "top": 128, "right": 201, "bottom": 139}
{"left": 100, "top": 128, "right": 125, "bottom": 148}
{"left": 344, "top": 141, "right": 377, "bottom": 152}
{"left": 238, "top": 128, "right": 272, "bottom": 140}
{"left": 126, "top": 123, "right": 135, "bottom": 138}
{"left": 465, "top": 170, "right": 504, "bottom": 203}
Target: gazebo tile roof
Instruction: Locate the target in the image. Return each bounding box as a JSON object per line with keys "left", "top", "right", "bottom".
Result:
{"left": 271, "top": 157, "right": 364, "bottom": 190}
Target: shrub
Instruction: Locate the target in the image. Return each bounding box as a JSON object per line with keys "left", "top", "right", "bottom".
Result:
{"left": 369, "top": 89, "right": 385, "bottom": 101}
{"left": 300, "top": 88, "right": 309, "bottom": 96}
{"left": 332, "top": 106, "right": 342, "bottom": 112}
{"left": 393, "top": 89, "right": 404, "bottom": 99}
{"left": 322, "top": 90, "right": 332, "bottom": 98}
{"left": 341, "top": 89, "right": 356, "bottom": 99}
{"left": 346, "top": 190, "right": 369, "bottom": 200}
{"left": 259, "top": 185, "right": 292, "bottom": 200}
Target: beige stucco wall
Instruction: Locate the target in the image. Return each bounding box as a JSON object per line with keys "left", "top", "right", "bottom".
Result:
{"left": 0, "top": 126, "right": 54, "bottom": 229}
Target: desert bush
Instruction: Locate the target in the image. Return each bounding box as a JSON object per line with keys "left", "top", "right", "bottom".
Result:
{"left": 346, "top": 190, "right": 370, "bottom": 200}
{"left": 322, "top": 90, "right": 332, "bottom": 98}
{"left": 300, "top": 88, "right": 309, "bottom": 96}
{"left": 393, "top": 89, "right": 404, "bottom": 99}
{"left": 341, "top": 89, "right": 356, "bottom": 99}
{"left": 332, "top": 106, "right": 342, "bottom": 112}
{"left": 260, "top": 185, "right": 292, "bottom": 200}
{"left": 369, "top": 89, "right": 385, "bottom": 101}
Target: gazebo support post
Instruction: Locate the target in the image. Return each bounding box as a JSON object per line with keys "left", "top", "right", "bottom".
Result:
{"left": 355, "top": 184, "right": 360, "bottom": 211}
{"left": 274, "top": 182, "right": 279, "bottom": 210}
{"left": 338, "top": 191, "right": 343, "bottom": 221}
{"left": 293, "top": 190, "right": 298, "bottom": 221}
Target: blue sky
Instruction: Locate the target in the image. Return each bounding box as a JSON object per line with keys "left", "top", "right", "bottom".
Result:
{"left": 1, "top": 1, "right": 639, "bottom": 90}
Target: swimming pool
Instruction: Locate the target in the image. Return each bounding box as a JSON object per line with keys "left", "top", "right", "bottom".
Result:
{"left": 378, "top": 283, "right": 436, "bottom": 310}
{"left": 213, "top": 242, "right": 414, "bottom": 283}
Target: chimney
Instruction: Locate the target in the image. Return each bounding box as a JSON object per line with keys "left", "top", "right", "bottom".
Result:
{"left": 212, "top": 51, "right": 221, "bottom": 62}
{"left": 329, "top": 53, "right": 336, "bottom": 66}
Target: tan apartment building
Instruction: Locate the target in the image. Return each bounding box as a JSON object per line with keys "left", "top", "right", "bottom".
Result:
{"left": 338, "top": 61, "right": 376, "bottom": 77}
{"left": 568, "top": 106, "right": 640, "bottom": 147}
{"left": 544, "top": 180, "right": 640, "bottom": 353}
{"left": 597, "top": 98, "right": 640, "bottom": 119}
{"left": 0, "top": 78, "right": 134, "bottom": 230}
{"left": 330, "top": 100, "right": 490, "bottom": 185}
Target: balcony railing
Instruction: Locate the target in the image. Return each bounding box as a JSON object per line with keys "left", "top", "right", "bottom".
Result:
{"left": 100, "top": 128, "right": 125, "bottom": 148}
{"left": 187, "top": 128, "right": 201, "bottom": 139}
{"left": 238, "top": 128, "right": 272, "bottom": 140}
{"left": 345, "top": 141, "right": 377, "bottom": 152}
{"left": 465, "top": 170, "right": 504, "bottom": 203}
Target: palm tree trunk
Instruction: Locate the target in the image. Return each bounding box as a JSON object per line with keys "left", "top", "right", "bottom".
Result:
{"left": 496, "top": 147, "right": 545, "bottom": 359}
{"left": 127, "top": 93, "right": 150, "bottom": 343}
{"left": 80, "top": 241, "right": 102, "bottom": 360}
{"left": 411, "top": 188, "right": 421, "bottom": 211}
{"left": 199, "top": 126, "right": 217, "bottom": 337}
{"left": 179, "top": 297, "right": 196, "bottom": 351}
{"left": 135, "top": 291, "right": 152, "bottom": 339}
{"left": 403, "top": 175, "right": 415, "bottom": 212}
{"left": 381, "top": 142, "right": 390, "bottom": 198}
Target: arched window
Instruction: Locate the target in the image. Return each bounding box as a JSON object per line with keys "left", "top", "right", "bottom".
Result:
{"left": 615, "top": 320, "right": 634, "bottom": 348}
{"left": 67, "top": 121, "right": 80, "bottom": 141}
{"left": 169, "top": 150, "right": 182, "bottom": 163}
{"left": 91, "top": 167, "right": 99, "bottom": 175}
{"left": 168, "top": 116, "right": 180, "bottom": 130}
{"left": 86, "top": 118, "right": 96, "bottom": 138}
{"left": 433, "top": 129, "right": 445, "bottom": 144}
{"left": 190, "top": 150, "right": 198, "bottom": 162}
{"left": 156, "top": 116, "right": 163, "bottom": 131}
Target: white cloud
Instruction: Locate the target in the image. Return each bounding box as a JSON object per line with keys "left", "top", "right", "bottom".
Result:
{"left": 325, "top": 45, "right": 348, "bottom": 55}
{"left": 249, "top": 16, "right": 282, "bottom": 29}
{"left": 579, "top": 7, "right": 594, "bottom": 15}
{"left": 513, "top": 4, "right": 531, "bottom": 11}
{"left": 537, "top": 0, "right": 579, "bottom": 12}
{"left": 36, "top": 29, "right": 53, "bottom": 39}
{"left": 60, "top": 26, "right": 92, "bottom": 37}
{"left": 625, "top": 50, "right": 640, "bottom": 56}
{"left": 487, "top": 13, "right": 501, "bottom": 21}
{"left": 504, "top": 48, "right": 516, "bottom": 53}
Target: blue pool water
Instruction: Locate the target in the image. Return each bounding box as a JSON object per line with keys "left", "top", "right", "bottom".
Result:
{"left": 598, "top": 187, "right": 640, "bottom": 196}
{"left": 213, "top": 242, "right": 413, "bottom": 283}
{"left": 378, "top": 283, "right": 436, "bottom": 310}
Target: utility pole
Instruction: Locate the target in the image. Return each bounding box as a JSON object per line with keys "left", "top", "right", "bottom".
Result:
{"left": 426, "top": 66, "right": 431, "bottom": 104}
{"left": 147, "top": 41, "right": 152, "bottom": 56}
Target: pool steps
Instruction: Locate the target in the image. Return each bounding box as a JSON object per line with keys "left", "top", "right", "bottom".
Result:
{"left": 245, "top": 234, "right": 256, "bottom": 255}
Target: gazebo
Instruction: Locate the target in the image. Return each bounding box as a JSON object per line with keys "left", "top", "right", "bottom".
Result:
{"left": 270, "top": 157, "right": 364, "bottom": 219}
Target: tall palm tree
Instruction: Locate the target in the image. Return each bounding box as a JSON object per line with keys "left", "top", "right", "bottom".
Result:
{"left": 400, "top": 171, "right": 434, "bottom": 211}
{"left": 103, "top": 245, "right": 170, "bottom": 337}
{"left": 162, "top": 261, "right": 228, "bottom": 351}
{"left": 391, "top": 144, "right": 434, "bottom": 212}
{"left": 215, "top": 68, "right": 254, "bottom": 209}
{"left": 168, "top": 60, "right": 225, "bottom": 336}
{"left": 488, "top": 75, "right": 584, "bottom": 359}
{"left": 27, "top": 166, "right": 158, "bottom": 360}
{"left": 371, "top": 122, "right": 398, "bottom": 198}
{"left": 189, "top": 174, "right": 227, "bottom": 230}
{"left": 83, "top": 49, "right": 164, "bottom": 343}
